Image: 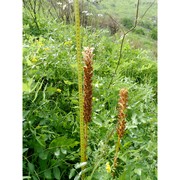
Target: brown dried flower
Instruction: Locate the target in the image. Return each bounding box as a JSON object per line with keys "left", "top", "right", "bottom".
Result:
{"left": 117, "top": 88, "right": 128, "bottom": 138}
{"left": 82, "top": 47, "right": 94, "bottom": 123}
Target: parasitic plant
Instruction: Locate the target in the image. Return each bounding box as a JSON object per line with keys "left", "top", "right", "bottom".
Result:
{"left": 82, "top": 47, "right": 94, "bottom": 161}
{"left": 113, "top": 88, "right": 128, "bottom": 171}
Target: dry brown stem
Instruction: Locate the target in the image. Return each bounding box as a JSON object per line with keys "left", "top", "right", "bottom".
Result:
{"left": 113, "top": 88, "right": 128, "bottom": 173}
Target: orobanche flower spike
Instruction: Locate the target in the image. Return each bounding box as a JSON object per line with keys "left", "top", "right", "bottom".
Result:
{"left": 82, "top": 47, "right": 94, "bottom": 124}
{"left": 113, "top": 88, "right": 128, "bottom": 172}
{"left": 82, "top": 47, "right": 94, "bottom": 162}
{"left": 117, "top": 88, "right": 128, "bottom": 138}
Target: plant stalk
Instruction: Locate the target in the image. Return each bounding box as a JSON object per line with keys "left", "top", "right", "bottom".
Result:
{"left": 74, "top": 0, "right": 86, "bottom": 177}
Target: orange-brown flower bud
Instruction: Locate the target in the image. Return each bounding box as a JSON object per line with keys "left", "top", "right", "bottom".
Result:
{"left": 117, "top": 89, "right": 128, "bottom": 138}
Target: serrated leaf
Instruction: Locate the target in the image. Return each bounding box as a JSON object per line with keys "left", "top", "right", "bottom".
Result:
{"left": 53, "top": 167, "right": 61, "bottom": 180}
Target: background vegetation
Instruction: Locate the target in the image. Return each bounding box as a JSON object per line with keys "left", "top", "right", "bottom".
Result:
{"left": 23, "top": 0, "right": 157, "bottom": 179}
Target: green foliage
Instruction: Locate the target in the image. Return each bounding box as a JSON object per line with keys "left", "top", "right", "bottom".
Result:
{"left": 23, "top": 2, "right": 157, "bottom": 179}
{"left": 151, "top": 27, "right": 157, "bottom": 40}
{"left": 134, "top": 28, "right": 145, "bottom": 35}
{"left": 122, "top": 17, "right": 134, "bottom": 29}
{"left": 139, "top": 20, "right": 153, "bottom": 30}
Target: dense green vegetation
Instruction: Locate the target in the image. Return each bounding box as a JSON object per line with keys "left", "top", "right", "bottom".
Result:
{"left": 23, "top": 0, "right": 157, "bottom": 179}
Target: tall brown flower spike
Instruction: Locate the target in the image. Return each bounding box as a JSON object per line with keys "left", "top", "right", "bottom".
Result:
{"left": 113, "top": 88, "right": 128, "bottom": 172}
{"left": 82, "top": 47, "right": 94, "bottom": 123}
{"left": 117, "top": 88, "right": 128, "bottom": 138}
{"left": 82, "top": 47, "right": 94, "bottom": 161}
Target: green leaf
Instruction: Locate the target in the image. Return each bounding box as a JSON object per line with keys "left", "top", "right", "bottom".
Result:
{"left": 74, "top": 174, "right": 80, "bottom": 180}
{"left": 53, "top": 167, "right": 61, "bottom": 180}
{"left": 69, "top": 168, "right": 76, "bottom": 179}
{"left": 23, "top": 148, "right": 29, "bottom": 154}
{"left": 26, "top": 59, "right": 33, "bottom": 66}
{"left": 49, "top": 136, "right": 79, "bottom": 149}
{"left": 23, "top": 78, "right": 34, "bottom": 93}
{"left": 23, "top": 83, "right": 31, "bottom": 93}
{"left": 32, "top": 176, "right": 38, "bottom": 180}
{"left": 93, "top": 117, "right": 102, "bottom": 127}
{"left": 35, "top": 136, "right": 46, "bottom": 147}
{"left": 28, "top": 162, "right": 34, "bottom": 173}
{"left": 54, "top": 149, "right": 60, "bottom": 157}
{"left": 23, "top": 110, "right": 30, "bottom": 118}
{"left": 61, "top": 148, "right": 67, "bottom": 155}
{"left": 39, "top": 151, "right": 48, "bottom": 160}
{"left": 134, "top": 168, "right": 142, "bottom": 176}
{"left": 64, "top": 80, "right": 74, "bottom": 85}
{"left": 44, "top": 169, "right": 52, "bottom": 179}
{"left": 32, "top": 80, "right": 44, "bottom": 102}
{"left": 47, "top": 86, "right": 57, "bottom": 95}
{"left": 23, "top": 176, "right": 31, "bottom": 179}
{"left": 39, "top": 158, "right": 47, "bottom": 170}
{"left": 131, "top": 113, "right": 138, "bottom": 125}
{"left": 74, "top": 162, "right": 87, "bottom": 169}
